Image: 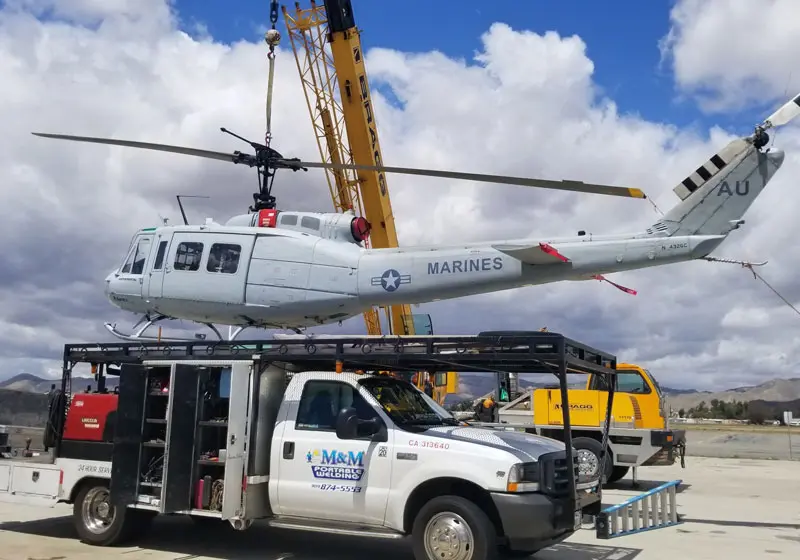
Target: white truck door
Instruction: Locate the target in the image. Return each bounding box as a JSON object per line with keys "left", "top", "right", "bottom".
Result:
{"left": 276, "top": 378, "right": 393, "bottom": 525}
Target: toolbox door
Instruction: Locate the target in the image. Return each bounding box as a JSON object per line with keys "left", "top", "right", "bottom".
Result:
{"left": 222, "top": 362, "right": 253, "bottom": 520}
{"left": 110, "top": 364, "right": 148, "bottom": 507}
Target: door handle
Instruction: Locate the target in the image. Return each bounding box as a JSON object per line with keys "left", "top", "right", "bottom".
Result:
{"left": 283, "top": 441, "right": 295, "bottom": 459}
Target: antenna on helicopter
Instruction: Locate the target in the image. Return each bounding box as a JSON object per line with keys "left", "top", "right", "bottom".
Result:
{"left": 176, "top": 194, "right": 210, "bottom": 225}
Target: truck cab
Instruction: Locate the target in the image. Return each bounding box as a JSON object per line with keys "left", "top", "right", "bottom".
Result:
{"left": 586, "top": 363, "right": 668, "bottom": 430}
{"left": 272, "top": 370, "right": 597, "bottom": 552}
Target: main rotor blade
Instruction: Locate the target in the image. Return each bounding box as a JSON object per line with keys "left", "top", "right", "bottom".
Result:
{"left": 31, "top": 132, "right": 646, "bottom": 198}
{"left": 762, "top": 92, "right": 800, "bottom": 129}
{"left": 285, "top": 160, "right": 647, "bottom": 199}
{"left": 31, "top": 133, "right": 248, "bottom": 165}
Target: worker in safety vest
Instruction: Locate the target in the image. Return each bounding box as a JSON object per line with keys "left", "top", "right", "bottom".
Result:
{"left": 474, "top": 396, "right": 497, "bottom": 422}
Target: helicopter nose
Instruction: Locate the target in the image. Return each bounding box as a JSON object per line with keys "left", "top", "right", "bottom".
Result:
{"left": 104, "top": 270, "right": 121, "bottom": 306}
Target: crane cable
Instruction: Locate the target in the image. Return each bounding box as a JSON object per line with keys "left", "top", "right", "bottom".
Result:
{"left": 264, "top": 1, "right": 281, "bottom": 147}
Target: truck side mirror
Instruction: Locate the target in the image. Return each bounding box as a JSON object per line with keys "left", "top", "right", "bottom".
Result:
{"left": 335, "top": 407, "right": 384, "bottom": 440}
{"left": 335, "top": 407, "right": 360, "bottom": 439}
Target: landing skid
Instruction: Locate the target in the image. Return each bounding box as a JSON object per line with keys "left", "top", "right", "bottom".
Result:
{"left": 105, "top": 316, "right": 250, "bottom": 343}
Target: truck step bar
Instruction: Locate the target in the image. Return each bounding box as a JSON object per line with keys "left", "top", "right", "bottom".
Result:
{"left": 267, "top": 517, "right": 404, "bottom": 539}
{"left": 595, "top": 479, "right": 683, "bottom": 539}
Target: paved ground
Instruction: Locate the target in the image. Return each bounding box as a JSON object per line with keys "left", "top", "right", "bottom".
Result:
{"left": 1, "top": 456, "right": 799, "bottom": 559}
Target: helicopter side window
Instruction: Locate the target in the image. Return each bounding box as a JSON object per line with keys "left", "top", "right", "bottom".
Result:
{"left": 174, "top": 242, "right": 204, "bottom": 271}
{"left": 301, "top": 216, "right": 320, "bottom": 230}
{"left": 206, "top": 243, "right": 241, "bottom": 274}
{"left": 152, "top": 241, "right": 168, "bottom": 271}
{"left": 280, "top": 214, "right": 298, "bottom": 226}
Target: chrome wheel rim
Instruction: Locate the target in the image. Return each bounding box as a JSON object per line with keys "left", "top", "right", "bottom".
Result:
{"left": 82, "top": 487, "right": 115, "bottom": 534}
{"left": 424, "top": 511, "right": 475, "bottom": 560}
{"left": 576, "top": 448, "right": 599, "bottom": 478}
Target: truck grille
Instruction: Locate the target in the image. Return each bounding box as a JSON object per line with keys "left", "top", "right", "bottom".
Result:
{"left": 539, "top": 450, "right": 578, "bottom": 497}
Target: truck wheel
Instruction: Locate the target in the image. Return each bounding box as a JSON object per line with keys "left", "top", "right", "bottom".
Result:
{"left": 73, "top": 482, "right": 152, "bottom": 546}
{"left": 572, "top": 437, "right": 613, "bottom": 484}
{"left": 607, "top": 466, "right": 630, "bottom": 484}
{"left": 412, "top": 495, "right": 498, "bottom": 560}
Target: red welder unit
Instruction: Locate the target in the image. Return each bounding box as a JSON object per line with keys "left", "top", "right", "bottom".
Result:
{"left": 62, "top": 393, "right": 119, "bottom": 442}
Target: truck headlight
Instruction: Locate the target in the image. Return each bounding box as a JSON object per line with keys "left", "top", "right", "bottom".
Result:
{"left": 507, "top": 462, "right": 540, "bottom": 493}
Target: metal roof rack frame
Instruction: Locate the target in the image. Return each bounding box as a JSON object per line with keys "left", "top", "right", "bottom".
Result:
{"left": 60, "top": 331, "right": 620, "bottom": 514}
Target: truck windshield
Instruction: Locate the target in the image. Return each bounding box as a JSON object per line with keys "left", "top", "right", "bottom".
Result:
{"left": 359, "top": 377, "right": 458, "bottom": 429}
{"left": 644, "top": 369, "right": 664, "bottom": 396}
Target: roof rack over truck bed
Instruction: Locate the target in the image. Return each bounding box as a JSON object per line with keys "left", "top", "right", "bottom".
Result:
{"left": 61, "top": 332, "right": 619, "bottom": 517}
{"left": 64, "top": 331, "right": 617, "bottom": 376}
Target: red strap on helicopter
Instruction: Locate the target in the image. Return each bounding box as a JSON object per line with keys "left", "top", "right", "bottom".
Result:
{"left": 592, "top": 274, "right": 637, "bottom": 295}
{"left": 539, "top": 243, "right": 570, "bottom": 262}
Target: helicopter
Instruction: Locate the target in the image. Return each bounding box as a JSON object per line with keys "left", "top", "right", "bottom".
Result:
{"left": 32, "top": 91, "right": 799, "bottom": 342}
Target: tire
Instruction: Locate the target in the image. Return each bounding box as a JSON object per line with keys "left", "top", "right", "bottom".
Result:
{"left": 73, "top": 481, "right": 153, "bottom": 546}
{"left": 572, "top": 437, "right": 613, "bottom": 484}
{"left": 607, "top": 466, "right": 630, "bottom": 484}
{"left": 412, "top": 495, "right": 498, "bottom": 560}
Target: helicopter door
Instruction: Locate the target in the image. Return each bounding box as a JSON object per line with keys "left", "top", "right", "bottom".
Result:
{"left": 160, "top": 232, "right": 255, "bottom": 303}
{"left": 114, "top": 233, "right": 154, "bottom": 297}
{"left": 144, "top": 237, "right": 171, "bottom": 299}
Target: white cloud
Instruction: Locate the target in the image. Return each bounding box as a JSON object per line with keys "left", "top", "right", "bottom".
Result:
{"left": 2, "top": 1, "right": 800, "bottom": 393}
{"left": 661, "top": 0, "right": 800, "bottom": 112}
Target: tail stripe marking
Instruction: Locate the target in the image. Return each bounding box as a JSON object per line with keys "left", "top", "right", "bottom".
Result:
{"left": 672, "top": 138, "right": 750, "bottom": 201}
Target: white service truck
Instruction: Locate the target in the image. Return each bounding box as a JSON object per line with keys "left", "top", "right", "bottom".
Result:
{"left": 0, "top": 334, "right": 620, "bottom": 559}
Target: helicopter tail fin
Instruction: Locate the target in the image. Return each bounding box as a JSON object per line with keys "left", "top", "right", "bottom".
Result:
{"left": 671, "top": 137, "right": 750, "bottom": 201}
{"left": 646, "top": 144, "right": 784, "bottom": 239}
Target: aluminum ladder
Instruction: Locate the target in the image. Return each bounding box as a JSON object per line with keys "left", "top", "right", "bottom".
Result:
{"left": 595, "top": 479, "right": 683, "bottom": 539}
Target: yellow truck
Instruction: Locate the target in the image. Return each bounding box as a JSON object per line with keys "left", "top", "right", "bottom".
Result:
{"left": 495, "top": 362, "right": 686, "bottom": 484}
{"left": 411, "top": 371, "right": 459, "bottom": 405}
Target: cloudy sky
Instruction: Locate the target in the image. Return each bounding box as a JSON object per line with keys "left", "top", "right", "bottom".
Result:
{"left": 2, "top": 0, "right": 800, "bottom": 391}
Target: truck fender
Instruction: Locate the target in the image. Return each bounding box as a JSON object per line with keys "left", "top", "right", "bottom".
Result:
{"left": 385, "top": 468, "right": 500, "bottom": 533}
{"left": 68, "top": 475, "right": 109, "bottom": 503}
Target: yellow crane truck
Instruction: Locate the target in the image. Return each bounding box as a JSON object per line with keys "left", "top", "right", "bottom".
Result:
{"left": 480, "top": 331, "right": 686, "bottom": 485}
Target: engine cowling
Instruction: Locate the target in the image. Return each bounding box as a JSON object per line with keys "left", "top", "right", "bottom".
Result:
{"left": 321, "top": 212, "right": 371, "bottom": 244}
{"left": 225, "top": 209, "right": 280, "bottom": 228}
{"left": 224, "top": 209, "right": 370, "bottom": 244}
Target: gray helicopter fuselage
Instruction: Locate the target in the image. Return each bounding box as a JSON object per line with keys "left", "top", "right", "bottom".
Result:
{"left": 105, "top": 146, "right": 783, "bottom": 329}
{"left": 104, "top": 224, "right": 720, "bottom": 328}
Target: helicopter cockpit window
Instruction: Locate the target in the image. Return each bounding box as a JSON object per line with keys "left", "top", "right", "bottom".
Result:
{"left": 121, "top": 235, "right": 152, "bottom": 275}
{"left": 280, "top": 214, "right": 298, "bottom": 226}
{"left": 206, "top": 243, "right": 241, "bottom": 274}
{"left": 300, "top": 216, "right": 320, "bottom": 230}
{"left": 119, "top": 243, "right": 137, "bottom": 274}
{"left": 174, "top": 242, "right": 204, "bottom": 271}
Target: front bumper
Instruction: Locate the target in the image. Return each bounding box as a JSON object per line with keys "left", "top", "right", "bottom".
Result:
{"left": 643, "top": 429, "right": 687, "bottom": 467}
{"left": 490, "top": 491, "right": 595, "bottom": 553}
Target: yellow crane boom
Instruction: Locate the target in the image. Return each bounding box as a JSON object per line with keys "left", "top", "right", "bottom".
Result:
{"left": 283, "top": 0, "right": 414, "bottom": 337}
